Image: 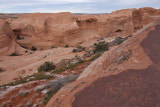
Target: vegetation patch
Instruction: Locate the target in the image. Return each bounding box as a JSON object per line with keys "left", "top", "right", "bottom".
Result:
{"left": 0, "top": 73, "right": 53, "bottom": 88}
{"left": 27, "top": 73, "right": 53, "bottom": 81}
{"left": 72, "top": 49, "right": 77, "bottom": 53}
{"left": 93, "top": 42, "right": 109, "bottom": 53}
{"left": 89, "top": 53, "right": 102, "bottom": 61}
{"left": 31, "top": 46, "right": 37, "bottom": 51}
{"left": 115, "top": 50, "right": 132, "bottom": 65}
{"left": 52, "top": 59, "right": 85, "bottom": 74}
{"left": 0, "top": 67, "right": 3, "bottom": 73}
{"left": 38, "top": 61, "right": 56, "bottom": 72}
{"left": 65, "top": 44, "right": 69, "bottom": 48}
{"left": 10, "top": 52, "right": 21, "bottom": 56}
{"left": 25, "top": 50, "right": 28, "bottom": 53}
{"left": 42, "top": 74, "right": 79, "bottom": 105}
{"left": 72, "top": 46, "right": 86, "bottom": 53}
{"left": 51, "top": 46, "right": 56, "bottom": 49}
{"left": 52, "top": 68, "right": 66, "bottom": 74}
{"left": 43, "top": 91, "right": 57, "bottom": 105}
{"left": 114, "top": 37, "right": 125, "bottom": 45}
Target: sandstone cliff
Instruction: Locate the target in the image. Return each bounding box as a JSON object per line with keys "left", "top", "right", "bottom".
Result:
{"left": 8, "top": 7, "right": 160, "bottom": 50}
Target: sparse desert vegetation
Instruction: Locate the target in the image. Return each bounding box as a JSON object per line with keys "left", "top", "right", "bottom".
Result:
{"left": 93, "top": 42, "right": 109, "bottom": 53}
{"left": 38, "top": 62, "right": 56, "bottom": 72}
{"left": 0, "top": 67, "right": 3, "bottom": 72}
{"left": 10, "top": 52, "right": 21, "bottom": 56}
{"left": 31, "top": 46, "right": 37, "bottom": 51}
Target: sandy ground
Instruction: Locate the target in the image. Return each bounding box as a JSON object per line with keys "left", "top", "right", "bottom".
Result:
{"left": 0, "top": 47, "right": 84, "bottom": 85}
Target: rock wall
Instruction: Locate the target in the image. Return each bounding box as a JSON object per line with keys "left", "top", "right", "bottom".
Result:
{"left": 0, "top": 20, "right": 13, "bottom": 54}
{"left": 2, "top": 7, "right": 160, "bottom": 50}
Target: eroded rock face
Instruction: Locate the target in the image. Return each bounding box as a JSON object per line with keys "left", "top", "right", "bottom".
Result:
{"left": 0, "top": 19, "right": 14, "bottom": 54}
{"left": 10, "top": 8, "right": 160, "bottom": 50}
{"left": 132, "top": 7, "right": 160, "bottom": 31}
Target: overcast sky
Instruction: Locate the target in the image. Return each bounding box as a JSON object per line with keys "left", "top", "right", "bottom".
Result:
{"left": 0, "top": 0, "right": 160, "bottom": 13}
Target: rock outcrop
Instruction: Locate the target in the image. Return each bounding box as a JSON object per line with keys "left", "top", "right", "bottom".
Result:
{"left": 9, "top": 7, "right": 160, "bottom": 50}
{"left": 0, "top": 19, "right": 19, "bottom": 55}
{"left": 46, "top": 19, "right": 160, "bottom": 107}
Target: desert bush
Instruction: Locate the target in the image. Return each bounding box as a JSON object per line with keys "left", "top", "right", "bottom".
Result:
{"left": 52, "top": 61, "right": 81, "bottom": 74}
{"left": 65, "top": 44, "right": 69, "bottom": 48}
{"left": 66, "top": 63, "right": 78, "bottom": 70}
{"left": 114, "top": 37, "right": 124, "bottom": 45}
{"left": 31, "top": 46, "right": 37, "bottom": 51}
{"left": 128, "top": 35, "right": 133, "bottom": 37}
{"left": 93, "top": 42, "right": 109, "bottom": 53}
{"left": 51, "top": 46, "right": 56, "bottom": 49}
{"left": 42, "top": 74, "right": 79, "bottom": 104}
{"left": 43, "top": 91, "right": 57, "bottom": 105}
{"left": 0, "top": 67, "right": 3, "bottom": 72}
{"left": 115, "top": 50, "right": 132, "bottom": 64}
{"left": 10, "top": 52, "right": 20, "bottom": 56}
{"left": 72, "top": 49, "right": 77, "bottom": 53}
{"left": 72, "top": 46, "right": 86, "bottom": 53}
{"left": 28, "top": 73, "right": 53, "bottom": 81}
{"left": 52, "top": 68, "right": 65, "bottom": 74}
{"left": 25, "top": 50, "right": 28, "bottom": 53}
{"left": 38, "top": 62, "right": 56, "bottom": 72}
{"left": 89, "top": 53, "right": 102, "bottom": 61}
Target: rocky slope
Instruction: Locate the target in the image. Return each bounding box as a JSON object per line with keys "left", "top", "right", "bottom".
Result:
{"left": 46, "top": 19, "right": 160, "bottom": 107}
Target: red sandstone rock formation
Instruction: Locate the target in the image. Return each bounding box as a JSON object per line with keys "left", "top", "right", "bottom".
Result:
{"left": 46, "top": 19, "right": 160, "bottom": 107}
{"left": 0, "top": 19, "right": 22, "bottom": 55}
{"left": 8, "top": 7, "right": 160, "bottom": 50}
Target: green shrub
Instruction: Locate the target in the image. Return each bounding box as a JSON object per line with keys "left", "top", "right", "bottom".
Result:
{"left": 10, "top": 52, "right": 20, "bottom": 56}
{"left": 72, "top": 49, "right": 77, "bottom": 53}
{"left": 93, "top": 42, "right": 109, "bottom": 53}
{"left": 0, "top": 67, "right": 3, "bottom": 72}
{"left": 43, "top": 91, "right": 57, "bottom": 105}
{"left": 128, "top": 35, "right": 133, "bottom": 37}
{"left": 65, "top": 44, "right": 69, "bottom": 48}
{"left": 89, "top": 53, "right": 102, "bottom": 61}
{"left": 115, "top": 37, "right": 124, "bottom": 45}
{"left": 38, "top": 61, "right": 56, "bottom": 72}
{"left": 52, "top": 68, "right": 65, "bottom": 74}
{"left": 72, "top": 46, "right": 86, "bottom": 53}
{"left": 62, "top": 62, "right": 77, "bottom": 70}
{"left": 27, "top": 73, "right": 53, "bottom": 81}
{"left": 62, "top": 63, "right": 77, "bottom": 70}
{"left": 31, "top": 46, "right": 37, "bottom": 51}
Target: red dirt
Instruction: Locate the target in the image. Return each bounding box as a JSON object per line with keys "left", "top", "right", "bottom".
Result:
{"left": 0, "top": 59, "right": 90, "bottom": 107}
{"left": 73, "top": 25, "right": 160, "bottom": 107}
{"left": 0, "top": 81, "right": 46, "bottom": 107}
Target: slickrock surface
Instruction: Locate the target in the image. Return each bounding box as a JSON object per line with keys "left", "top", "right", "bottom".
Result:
{"left": 46, "top": 20, "right": 160, "bottom": 107}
